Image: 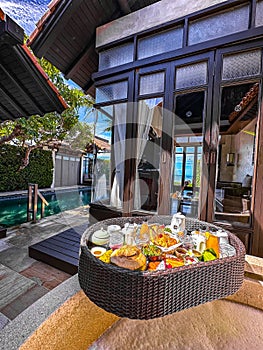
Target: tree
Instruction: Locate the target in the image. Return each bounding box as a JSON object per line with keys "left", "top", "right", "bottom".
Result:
{"left": 0, "top": 58, "right": 94, "bottom": 169}
{"left": 64, "top": 120, "right": 94, "bottom": 151}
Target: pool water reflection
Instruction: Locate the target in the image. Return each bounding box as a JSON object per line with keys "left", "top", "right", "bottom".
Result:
{"left": 0, "top": 187, "right": 91, "bottom": 228}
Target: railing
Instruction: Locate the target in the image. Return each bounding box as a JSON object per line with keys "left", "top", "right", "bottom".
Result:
{"left": 27, "top": 183, "right": 49, "bottom": 223}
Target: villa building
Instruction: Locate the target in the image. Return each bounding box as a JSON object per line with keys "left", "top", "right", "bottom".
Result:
{"left": 28, "top": 0, "right": 263, "bottom": 257}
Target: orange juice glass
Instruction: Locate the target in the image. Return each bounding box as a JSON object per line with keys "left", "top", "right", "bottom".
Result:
{"left": 206, "top": 233, "right": 220, "bottom": 258}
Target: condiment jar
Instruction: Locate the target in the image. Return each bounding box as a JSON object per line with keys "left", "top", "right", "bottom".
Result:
{"left": 216, "top": 230, "right": 229, "bottom": 245}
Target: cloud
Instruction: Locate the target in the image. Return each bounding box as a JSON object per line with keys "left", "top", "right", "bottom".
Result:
{"left": 0, "top": 0, "right": 49, "bottom": 34}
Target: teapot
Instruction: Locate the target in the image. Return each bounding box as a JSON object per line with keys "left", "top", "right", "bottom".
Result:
{"left": 171, "top": 212, "right": 186, "bottom": 233}
{"left": 91, "top": 227, "right": 109, "bottom": 246}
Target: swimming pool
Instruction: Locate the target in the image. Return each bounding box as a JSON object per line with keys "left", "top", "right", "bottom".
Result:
{"left": 0, "top": 187, "right": 91, "bottom": 228}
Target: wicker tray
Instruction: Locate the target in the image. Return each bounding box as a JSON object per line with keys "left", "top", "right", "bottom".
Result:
{"left": 78, "top": 216, "right": 245, "bottom": 320}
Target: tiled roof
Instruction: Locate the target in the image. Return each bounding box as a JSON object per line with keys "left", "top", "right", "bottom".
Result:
{"left": 86, "top": 136, "right": 111, "bottom": 153}
{"left": 28, "top": 0, "right": 62, "bottom": 47}
{"left": 27, "top": 0, "right": 161, "bottom": 94}
{"left": 0, "top": 8, "right": 67, "bottom": 121}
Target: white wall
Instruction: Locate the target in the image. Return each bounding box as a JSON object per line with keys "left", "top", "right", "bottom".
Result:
{"left": 234, "top": 119, "right": 256, "bottom": 183}
{"left": 219, "top": 119, "right": 256, "bottom": 183}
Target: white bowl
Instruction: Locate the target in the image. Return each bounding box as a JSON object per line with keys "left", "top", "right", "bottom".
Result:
{"left": 90, "top": 246, "right": 107, "bottom": 258}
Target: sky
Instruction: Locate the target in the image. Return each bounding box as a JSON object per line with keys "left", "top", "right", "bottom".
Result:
{"left": 0, "top": 0, "right": 49, "bottom": 35}
{"left": 0, "top": 0, "right": 96, "bottom": 123}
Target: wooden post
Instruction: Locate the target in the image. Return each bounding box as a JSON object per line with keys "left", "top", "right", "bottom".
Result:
{"left": 32, "top": 183, "right": 38, "bottom": 223}
{"left": 27, "top": 184, "right": 33, "bottom": 222}
{"left": 41, "top": 203, "right": 45, "bottom": 218}
{"left": 27, "top": 184, "right": 49, "bottom": 222}
{"left": 38, "top": 190, "right": 48, "bottom": 219}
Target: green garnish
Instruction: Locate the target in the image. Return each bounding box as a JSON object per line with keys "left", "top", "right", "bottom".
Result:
{"left": 199, "top": 248, "right": 217, "bottom": 262}
{"left": 142, "top": 244, "right": 161, "bottom": 257}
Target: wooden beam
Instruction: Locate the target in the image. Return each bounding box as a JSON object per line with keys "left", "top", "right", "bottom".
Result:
{"left": 0, "top": 63, "right": 44, "bottom": 114}
{"left": 227, "top": 96, "right": 258, "bottom": 134}
{"left": 29, "top": 0, "right": 83, "bottom": 58}
{"left": 0, "top": 84, "right": 28, "bottom": 116}
{"left": 83, "top": 79, "right": 95, "bottom": 94}
{"left": 0, "top": 101, "right": 15, "bottom": 120}
{"left": 117, "top": 0, "right": 131, "bottom": 14}
{"left": 64, "top": 37, "right": 96, "bottom": 79}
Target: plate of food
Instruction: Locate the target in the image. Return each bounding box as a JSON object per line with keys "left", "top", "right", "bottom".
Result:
{"left": 152, "top": 232, "right": 182, "bottom": 252}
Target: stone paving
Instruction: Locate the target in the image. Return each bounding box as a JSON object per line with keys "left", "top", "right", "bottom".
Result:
{"left": 0, "top": 206, "right": 89, "bottom": 327}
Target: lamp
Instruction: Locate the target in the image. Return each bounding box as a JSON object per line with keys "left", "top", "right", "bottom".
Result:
{"left": 226, "top": 152, "right": 235, "bottom": 166}
{"left": 226, "top": 135, "right": 235, "bottom": 166}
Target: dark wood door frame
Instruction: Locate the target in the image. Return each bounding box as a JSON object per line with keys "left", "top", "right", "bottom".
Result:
{"left": 170, "top": 52, "right": 215, "bottom": 221}
{"left": 251, "top": 81, "right": 263, "bottom": 257}
{"left": 210, "top": 41, "right": 263, "bottom": 257}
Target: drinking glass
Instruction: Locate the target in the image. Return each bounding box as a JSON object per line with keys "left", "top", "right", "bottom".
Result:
{"left": 108, "top": 225, "right": 123, "bottom": 250}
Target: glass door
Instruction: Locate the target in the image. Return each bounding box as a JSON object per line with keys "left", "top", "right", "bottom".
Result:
{"left": 171, "top": 54, "right": 214, "bottom": 219}
{"left": 211, "top": 48, "right": 262, "bottom": 229}
{"left": 133, "top": 69, "right": 165, "bottom": 213}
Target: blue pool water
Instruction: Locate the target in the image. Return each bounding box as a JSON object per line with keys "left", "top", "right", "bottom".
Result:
{"left": 0, "top": 187, "right": 91, "bottom": 228}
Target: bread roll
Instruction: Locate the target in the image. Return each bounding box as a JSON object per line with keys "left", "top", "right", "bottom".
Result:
{"left": 111, "top": 245, "right": 146, "bottom": 270}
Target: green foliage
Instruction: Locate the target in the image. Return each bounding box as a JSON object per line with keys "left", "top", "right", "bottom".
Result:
{"left": 0, "top": 55, "right": 94, "bottom": 170}
{"left": 0, "top": 144, "right": 53, "bottom": 191}
{"left": 64, "top": 121, "right": 93, "bottom": 151}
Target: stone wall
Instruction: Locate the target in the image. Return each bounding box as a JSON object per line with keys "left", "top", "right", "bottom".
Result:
{"left": 96, "top": 0, "right": 228, "bottom": 47}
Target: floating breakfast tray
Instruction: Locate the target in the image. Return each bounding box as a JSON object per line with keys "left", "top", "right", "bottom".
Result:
{"left": 78, "top": 216, "right": 245, "bottom": 320}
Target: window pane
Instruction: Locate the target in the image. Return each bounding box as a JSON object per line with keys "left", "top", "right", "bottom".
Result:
{"left": 176, "top": 62, "right": 207, "bottom": 90}
{"left": 137, "top": 26, "right": 183, "bottom": 60}
{"left": 189, "top": 136, "right": 203, "bottom": 143}
{"left": 185, "top": 154, "right": 194, "bottom": 186}
{"left": 96, "top": 81, "right": 128, "bottom": 103}
{"left": 256, "top": 0, "right": 263, "bottom": 27}
{"left": 222, "top": 50, "right": 262, "bottom": 80}
{"left": 139, "top": 72, "right": 165, "bottom": 95}
{"left": 99, "top": 43, "right": 134, "bottom": 70}
{"left": 175, "top": 91, "right": 205, "bottom": 135}
{"left": 176, "top": 137, "right": 188, "bottom": 144}
{"left": 188, "top": 4, "right": 249, "bottom": 45}
{"left": 174, "top": 153, "right": 183, "bottom": 186}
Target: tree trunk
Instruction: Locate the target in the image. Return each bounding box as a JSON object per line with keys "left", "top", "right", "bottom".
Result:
{"left": 19, "top": 147, "right": 35, "bottom": 170}
{"left": 51, "top": 149, "right": 56, "bottom": 188}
